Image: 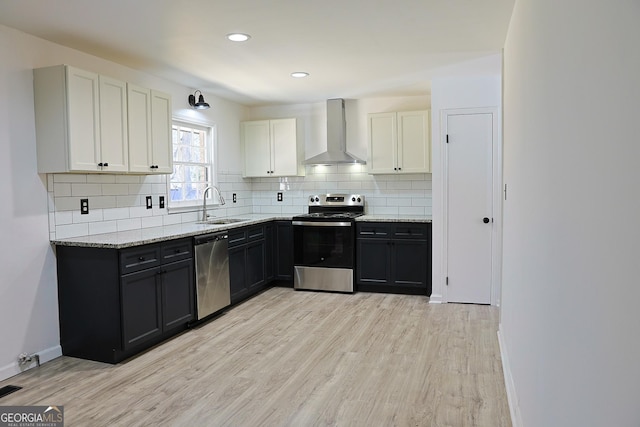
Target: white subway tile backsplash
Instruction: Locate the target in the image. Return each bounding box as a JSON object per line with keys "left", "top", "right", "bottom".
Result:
{"left": 89, "top": 221, "right": 117, "bottom": 235}
{"left": 162, "top": 213, "right": 183, "bottom": 226}
{"left": 141, "top": 216, "right": 163, "bottom": 229}
{"left": 130, "top": 205, "right": 154, "bottom": 218}
{"left": 49, "top": 169, "right": 433, "bottom": 239}
{"left": 54, "top": 211, "right": 73, "bottom": 225}
{"left": 56, "top": 223, "right": 89, "bottom": 239}
{"left": 102, "top": 184, "right": 130, "bottom": 196}
{"left": 71, "top": 183, "right": 102, "bottom": 196}
{"left": 103, "top": 207, "right": 130, "bottom": 221}
{"left": 116, "top": 195, "right": 140, "bottom": 207}
{"left": 92, "top": 196, "right": 117, "bottom": 209}
{"left": 53, "top": 183, "right": 72, "bottom": 197}
{"left": 117, "top": 218, "right": 142, "bottom": 232}
{"left": 54, "top": 174, "right": 87, "bottom": 183}
{"left": 72, "top": 209, "right": 103, "bottom": 224}
{"left": 86, "top": 175, "right": 116, "bottom": 184}
{"left": 116, "top": 175, "right": 141, "bottom": 184}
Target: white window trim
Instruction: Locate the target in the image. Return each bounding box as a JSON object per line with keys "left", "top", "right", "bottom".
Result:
{"left": 167, "top": 118, "right": 219, "bottom": 213}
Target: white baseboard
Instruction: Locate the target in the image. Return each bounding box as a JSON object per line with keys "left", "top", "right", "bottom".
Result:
{"left": 428, "top": 293, "right": 443, "bottom": 303}
{"left": 0, "top": 345, "right": 62, "bottom": 382}
{"left": 497, "top": 326, "right": 523, "bottom": 427}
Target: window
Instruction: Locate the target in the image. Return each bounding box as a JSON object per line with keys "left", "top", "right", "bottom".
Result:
{"left": 168, "top": 120, "right": 216, "bottom": 210}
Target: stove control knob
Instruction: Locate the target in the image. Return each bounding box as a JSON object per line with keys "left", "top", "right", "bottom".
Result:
{"left": 351, "top": 197, "right": 356, "bottom": 202}
{"left": 315, "top": 197, "right": 320, "bottom": 202}
{"left": 357, "top": 197, "right": 361, "bottom": 202}
{"left": 310, "top": 197, "right": 314, "bottom": 202}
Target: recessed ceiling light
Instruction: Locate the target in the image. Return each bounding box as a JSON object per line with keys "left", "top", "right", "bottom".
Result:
{"left": 226, "top": 33, "right": 251, "bottom": 42}
{"left": 291, "top": 72, "right": 309, "bottom": 78}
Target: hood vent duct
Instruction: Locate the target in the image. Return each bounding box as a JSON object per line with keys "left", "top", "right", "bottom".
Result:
{"left": 304, "top": 98, "right": 366, "bottom": 165}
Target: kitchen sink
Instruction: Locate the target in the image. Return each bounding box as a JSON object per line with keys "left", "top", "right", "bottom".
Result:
{"left": 198, "top": 218, "right": 248, "bottom": 225}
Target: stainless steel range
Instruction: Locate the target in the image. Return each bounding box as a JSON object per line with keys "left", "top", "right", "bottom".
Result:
{"left": 292, "top": 194, "right": 365, "bottom": 293}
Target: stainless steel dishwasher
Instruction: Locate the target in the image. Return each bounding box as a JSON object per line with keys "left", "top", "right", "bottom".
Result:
{"left": 194, "top": 232, "right": 230, "bottom": 320}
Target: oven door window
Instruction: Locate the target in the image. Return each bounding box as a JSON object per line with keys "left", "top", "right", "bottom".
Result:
{"left": 293, "top": 225, "right": 354, "bottom": 268}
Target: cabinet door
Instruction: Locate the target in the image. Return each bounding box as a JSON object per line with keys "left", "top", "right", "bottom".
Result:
{"left": 66, "top": 66, "right": 100, "bottom": 171}
{"left": 275, "top": 221, "right": 293, "bottom": 280}
{"left": 161, "top": 259, "right": 194, "bottom": 330}
{"left": 150, "top": 90, "right": 173, "bottom": 173}
{"left": 368, "top": 112, "right": 397, "bottom": 174}
{"left": 393, "top": 239, "right": 428, "bottom": 288}
{"left": 98, "top": 75, "right": 129, "bottom": 172}
{"left": 356, "top": 239, "right": 392, "bottom": 284}
{"left": 264, "top": 223, "right": 275, "bottom": 282}
{"left": 229, "top": 246, "right": 247, "bottom": 304}
{"left": 397, "top": 110, "right": 430, "bottom": 173}
{"left": 127, "top": 83, "right": 152, "bottom": 172}
{"left": 121, "top": 269, "right": 162, "bottom": 350}
{"left": 246, "top": 240, "right": 266, "bottom": 291}
{"left": 270, "top": 118, "right": 298, "bottom": 176}
{"left": 242, "top": 120, "right": 271, "bottom": 177}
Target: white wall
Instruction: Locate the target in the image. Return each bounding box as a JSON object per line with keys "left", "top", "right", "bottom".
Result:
{"left": 500, "top": 1, "right": 640, "bottom": 426}
{"left": 0, "top": 24, "right": 247, "bottom": 380}
{"left": 430, "top": 70, "right": 502, "bottom": 303}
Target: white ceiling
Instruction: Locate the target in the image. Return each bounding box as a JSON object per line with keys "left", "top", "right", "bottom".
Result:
{"left": 0, "top": 0, "right": 514, "bottom": 106}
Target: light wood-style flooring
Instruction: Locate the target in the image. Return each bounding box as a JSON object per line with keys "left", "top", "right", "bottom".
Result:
{"left": 0, "top": 287, "right": 511, "bottom": 426}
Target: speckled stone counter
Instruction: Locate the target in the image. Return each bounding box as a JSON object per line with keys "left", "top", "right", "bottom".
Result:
{"left": 356, "top": 215, "right": 432, "bottom": 223}
{"left": 51, "top": 213, "right": 431, "bottom": 249}
{"left": 51, "top": 214, "right": 293, "bottom": 249}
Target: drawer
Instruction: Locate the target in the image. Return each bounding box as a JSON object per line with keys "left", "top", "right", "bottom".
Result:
{"left": 356, "top": 223, "right": 391, "bottom": 239}
{"left": 228, "top": 229, "right": 247, "bottom": 248}
{"left": 247, "top": 226, "right": 264, "bottom": 241}
{"left": 161, "top": 238, "right": 193, "bottom": 263}
{"left": 120, "top": 244, "right": 161, "bottom": 275}
{"left": 392, "top": 224, "right": 429, "bottom": 240}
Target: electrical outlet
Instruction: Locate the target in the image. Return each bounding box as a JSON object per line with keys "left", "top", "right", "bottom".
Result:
{"left": 277, "top": 192, "right": 283, "bottom": 202}
{"left": 159, "top": 196, "right": 165, "bottom": 209}
{"left": 232, "top": 193, "right": 237, "bottom": 203}
{"left": 146, "top": 196, "right": 152, "bottom": 209}
{"left": 80, "top": 199, "right": 89, "bottom": 215}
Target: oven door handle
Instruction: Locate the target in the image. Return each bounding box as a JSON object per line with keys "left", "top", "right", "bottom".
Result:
{"left": 292, "top": 221, "right": 352, "bottom": 227}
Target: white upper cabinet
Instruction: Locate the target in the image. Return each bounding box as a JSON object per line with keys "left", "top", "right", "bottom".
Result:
{"left": 367, "top": 110, "right": 431, "bottom": 174}
{"left": 241, "top": 118, "right": 304, "bottom": 177}
{"left": 98, "top": 75, "right": 129, "bottom": 172}
{"left": 127, "top": 86, "right": 173, "bottom": 174}
{"left": 34, "top": 65, "right": 128, "bottom": 173}
{"left": 33, "top": 64, "right": 171, "bottom": 174}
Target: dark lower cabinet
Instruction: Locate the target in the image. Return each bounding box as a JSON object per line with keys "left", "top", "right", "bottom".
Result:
{"left": 274, "top": 221, "right": 293, "bottom": 281}
{"left": 229, "top": 225, "right": 267, "bottom": 304}
{"left": 356, "top": 222, "right": 432, "bottom": 296}
{"left": 56, "top": 238, "right": 194, "bottom": 363}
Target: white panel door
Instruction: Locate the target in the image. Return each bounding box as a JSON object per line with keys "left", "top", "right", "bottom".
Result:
{"left": 446, "top": 113, "right": 494, "bottom": 304}
{"left": 242, "top": 120, "right": 271, "bottom": 177}
{"left": 98, "top": 75, "right": 129, "bottom": 172}
{"left": 66, "top": 67, "right": 100, "bottom": 171}
{"left": 398, "top": 110, "right": 430, "bottom": 173}
{"left": 127, "top": 84, "right": 152, "bottom": 172}
{"left": 270, "top": 118, "right": 297, "bottom": 176}
{"left": 150, "top": 90, "right": 173, "bottom": 173}
{"left": 368, "top": 112, "right": 397, "bottom": 173}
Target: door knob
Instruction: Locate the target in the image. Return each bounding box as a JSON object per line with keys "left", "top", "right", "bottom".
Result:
{"left": 483, "top": 217, "right": 490, "bottom": 224}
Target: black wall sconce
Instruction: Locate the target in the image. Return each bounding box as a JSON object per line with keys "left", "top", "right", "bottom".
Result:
{"left": 188, "top": 90, "right": 210, "bottom": 110}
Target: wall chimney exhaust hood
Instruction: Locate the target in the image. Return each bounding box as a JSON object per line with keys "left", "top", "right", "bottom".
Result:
{"left": 304, "top": 99, "right": 366, "bottom": 165}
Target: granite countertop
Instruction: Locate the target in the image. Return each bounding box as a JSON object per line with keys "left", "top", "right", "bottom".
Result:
{"left": 356, "top": 215, "right": 432, "bottom": 223}
{"left": 51, "top": 214, "right": 432, "bottom": 249}
{"left": 51, "top": 214, "right": 292, "bottom": 249}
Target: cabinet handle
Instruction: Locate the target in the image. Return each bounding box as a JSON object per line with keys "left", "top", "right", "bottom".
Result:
{"left": 103, "top": 162, "right": 108, "bottom": 167}
{"left": 394, "top": 167, "right": 397, "bottom": 170}
{"left": 398, "top": 167, "right": 401, "bottom": 170}
{"left": 98, "top": 162, "right": 103, "bottom": 167}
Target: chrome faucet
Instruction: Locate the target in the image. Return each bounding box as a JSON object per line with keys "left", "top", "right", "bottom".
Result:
{"left": 202, "top": 185, "right": 225, "bottom": 222}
